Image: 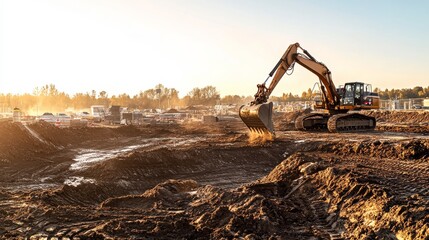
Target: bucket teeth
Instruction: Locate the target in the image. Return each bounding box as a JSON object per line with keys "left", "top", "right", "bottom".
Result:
{"left": 239, "top": 102, "right": 274, "bottom": 135}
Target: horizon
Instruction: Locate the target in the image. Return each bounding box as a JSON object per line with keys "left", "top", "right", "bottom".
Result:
{"left": 1, "top": 1, "right": 428, "bottom": 97}
{"left": 0, "top": 82, "right": 429, "bottom": 99}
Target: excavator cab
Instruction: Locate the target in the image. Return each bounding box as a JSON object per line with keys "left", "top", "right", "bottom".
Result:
{"left": 342, "top": 82, "right": 362, "bottom": 106}
{"left": 341, "top": 82, "right": 379, "bottom": 108}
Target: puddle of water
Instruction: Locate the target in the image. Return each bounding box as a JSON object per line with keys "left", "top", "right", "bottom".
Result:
{"left": 71, "top": 150, "right": 117, "bottom": 170}
{"left": 70, "top": 137, "right": 207, "bottom": 171}
{"left": 64, "top": 176, "right": 96, "bottom": 187}
{"left": 7, "top": 183, "right": 59, "bottom": 191}
{"left": 168, "top": 137, "right": 204, "bottom": 147}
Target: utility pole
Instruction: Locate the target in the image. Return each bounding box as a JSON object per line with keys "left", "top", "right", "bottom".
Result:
{"left": 156, "top": 88, "right": 161, "bottom": 110}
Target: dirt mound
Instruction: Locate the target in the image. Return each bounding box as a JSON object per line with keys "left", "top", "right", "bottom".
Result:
{"left": 319, "top": 139, "right": 429, "bottom": 160}
{"left": 314, "top": 166, "right": 428, "bottom": 239}
{"left": 28, "top": 121, "right": 142, "bottom": 147}
{"left": 0, "top": 122, "right": 58, "bottom": 181}
{"left": 364, "top": 110, "right": 429, "bottom": 133}
{"left": 273, "top": 109, "right": 312, "bottom": 131}
{"left": 0, "top": 122, "right": 150, "bottom": 182}
{"left": 35, "top": 181, "right": 130, "bottom": 206}
{"left": 0, "top": 122, "right": 56, "bottom": 158}
{"left": 80, "top": 143, "right": 289, "bottom": 187}
{"left": 367, "top": 110, "right": 429, "bottom": 125}
{"left": 101, "top": 179, "right": 198, "bottom": 209}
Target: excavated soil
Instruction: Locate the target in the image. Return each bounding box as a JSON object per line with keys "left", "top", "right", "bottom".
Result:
{"left": 0, "top": 110, "right": 428, "bottom": 239}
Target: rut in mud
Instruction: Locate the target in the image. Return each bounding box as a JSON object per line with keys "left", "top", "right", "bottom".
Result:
{"left": 0, "top": 111, "right": 428, "bottom": 239}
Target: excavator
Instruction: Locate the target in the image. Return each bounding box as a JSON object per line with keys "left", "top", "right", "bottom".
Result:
{"left": 239, "top": 42, "right": 380, "bottom": 135}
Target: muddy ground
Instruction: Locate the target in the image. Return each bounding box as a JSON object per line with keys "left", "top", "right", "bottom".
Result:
{"left": 0, "top": 110, "right": 428, "bottom": 239}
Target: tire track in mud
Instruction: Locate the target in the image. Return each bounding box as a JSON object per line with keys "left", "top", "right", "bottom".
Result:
{"left": 309, "top": 197, "right": 345, "bottom": 240}
{"left": 288, "top": 177, "right": 346, "bottom": 240}
{"left": 347, "top": 157, "right": 429, "bottom": 200}
{"left": 309, "top": 151, "right": 429, "bottom": 239}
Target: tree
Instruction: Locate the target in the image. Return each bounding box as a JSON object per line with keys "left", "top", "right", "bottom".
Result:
{"left": 186, "top": 86, "right": 220, "bottom": 106}
{"left": 221, "top": 95, "right": 244, "bottom": 105}
{"left": 98, "top": 90, "right": 110, "bottom": 107}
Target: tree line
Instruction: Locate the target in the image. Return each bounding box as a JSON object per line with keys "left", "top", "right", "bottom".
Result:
{"left": 374, "top": 86, "right": 429, "bottom": 100}
{"left": 278, "top": 86, "right": 429, "bottom": 102}
{"left": 0, "top": 84, "right": 249, "bottom": 114}
{"left": 1, "top": 84, "right": 427, "bottom": 114}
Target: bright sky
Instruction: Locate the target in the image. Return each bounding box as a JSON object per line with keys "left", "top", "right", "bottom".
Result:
{"left": 1, "top": 0, "right": 428, "bottom": 97}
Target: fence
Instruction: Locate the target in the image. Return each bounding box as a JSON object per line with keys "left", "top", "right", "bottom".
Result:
{"left": 274, "top": 98, "right": 428, "bottom": 111}
{"left": 379, "top": 98, "right": 425, "bottom": 110}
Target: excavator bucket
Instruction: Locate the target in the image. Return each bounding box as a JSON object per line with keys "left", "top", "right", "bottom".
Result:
{"left": 239, "top": 102, "right": 274, "bottom": 135}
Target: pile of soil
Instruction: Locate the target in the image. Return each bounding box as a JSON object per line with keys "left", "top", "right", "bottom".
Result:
{"left": 0, "top": 122, "right": 59, "bottom": 180}
{"left": 0, "top": 122, "right": 147, "bottom": 182}
{"left": 366, "top": 111, "right": 429, "bottom": 133}
{"left": 318, "top": 139, "right": 429, "bottom": 160}
{"left": 273, "top": 109, "right": 312, "bottom": 131}
{"left": 28, "top": 121, "right": 143, "bottom": 147}
{"left": 313, "top": 164, "right": 428, "bottom": 239}
{"left": 367, "top": 110, "right": 429, "bottom": 125}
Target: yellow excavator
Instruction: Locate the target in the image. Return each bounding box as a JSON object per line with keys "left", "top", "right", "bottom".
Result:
{"left": 239, "top": 42, "right": 380, "bottom": 135}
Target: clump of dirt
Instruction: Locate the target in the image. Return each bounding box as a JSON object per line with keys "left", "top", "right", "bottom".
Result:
{"left": 259, "top": 153, "right": 309, "bottom": 183}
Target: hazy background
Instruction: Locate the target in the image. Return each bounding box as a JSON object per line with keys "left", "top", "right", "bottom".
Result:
{"left": 1, "top": 0, "right": 428, "bottom": 97}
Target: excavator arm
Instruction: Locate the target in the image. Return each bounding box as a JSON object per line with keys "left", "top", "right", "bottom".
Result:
{"left": 255, "top": 43, "right": 340, "bottom": 108}
{"left": 239, "top": 42, "right": 341, "bottom": 135}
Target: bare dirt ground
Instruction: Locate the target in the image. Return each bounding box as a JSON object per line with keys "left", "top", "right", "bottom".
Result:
{"left": 0, "top": 110, "right": 428, "bottom": 239}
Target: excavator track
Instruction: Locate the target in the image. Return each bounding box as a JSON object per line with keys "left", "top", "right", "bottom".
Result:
{"left": 327, "top": 113, "right": 376, "bottom": 133}
{"left": 295, "top": 113, "right": 330, "bottom": 131}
